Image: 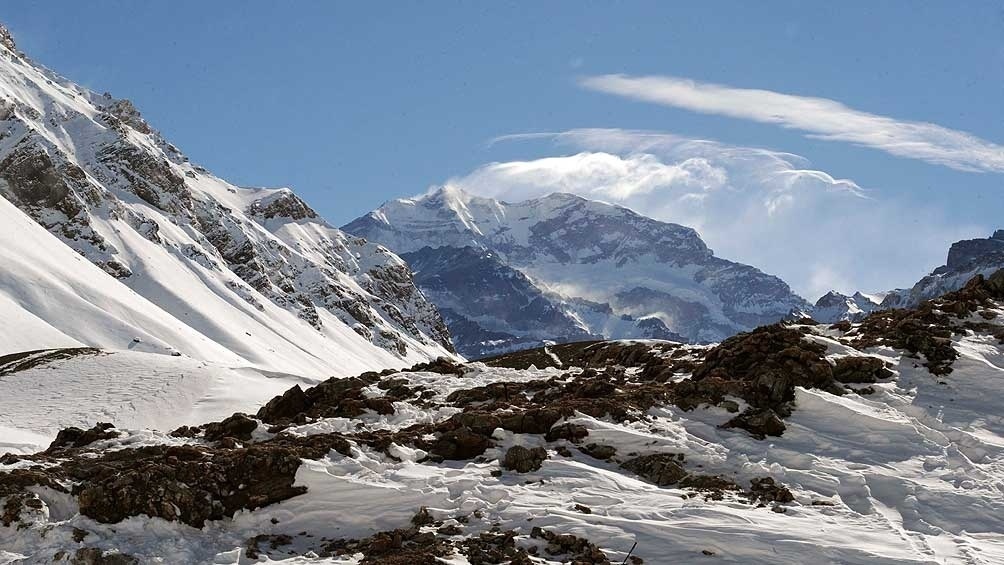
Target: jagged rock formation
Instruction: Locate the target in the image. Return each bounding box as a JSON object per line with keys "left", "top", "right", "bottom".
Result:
{"left": 812, "top": 290, "right": 881, "bottom": 323}
{"left": 0, "top": 25, "right": 452, "bottom": 376}
{"left": 345, "top": 186, "right": 809, "bottom": 356}
{"left": 882, "top": 230, "right": 1004, "bottom": 309}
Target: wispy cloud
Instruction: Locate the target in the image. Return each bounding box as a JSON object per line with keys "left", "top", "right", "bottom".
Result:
{"left": 580, "top": 74, "right": 1004, "bottom": 173}
{"left": 458, "top": 128, "right": 985, "bottom": 297}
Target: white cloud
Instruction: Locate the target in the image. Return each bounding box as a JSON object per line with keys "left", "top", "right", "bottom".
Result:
{"left": 454, "top": 129, "right": 985, "bottom": 298}
{"left": 579, "top": 74, "right": 1004, "bottom": 173}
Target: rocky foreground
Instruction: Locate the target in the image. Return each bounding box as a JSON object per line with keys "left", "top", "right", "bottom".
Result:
{"left": 3, "top": 272, "right": 1004, "bottom": 563}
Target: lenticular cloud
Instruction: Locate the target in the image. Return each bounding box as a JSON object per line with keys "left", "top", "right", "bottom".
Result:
{"left": 580, "top": 74, "right": 1004, "bottom": 173}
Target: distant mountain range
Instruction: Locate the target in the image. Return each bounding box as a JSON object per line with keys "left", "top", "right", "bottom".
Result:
{"left": 344, "top": 186, "right": 810, "bottom": 357}
{"left": 810, "top": 230, "right": 1004, "bottom": 323}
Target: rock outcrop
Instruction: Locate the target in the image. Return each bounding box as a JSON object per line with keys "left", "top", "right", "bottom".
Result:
{"left": 0, "top": 24, "right": 453, "bottom": 374}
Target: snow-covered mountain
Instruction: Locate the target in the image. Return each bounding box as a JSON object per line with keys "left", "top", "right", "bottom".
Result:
{"left": 399, "top": 245, "right": 603, "bottom": 356}
{"left": 344, "top": 186, "right": 809, "bottom": 356}
{"left": 812, "top": 290, "right": 882, "bottom": 323}
{"left": 882, "top": 230, "right": 1004, "bottom": 309}
{"left": 0, "top": 26, "right": 453, "bottom": 378}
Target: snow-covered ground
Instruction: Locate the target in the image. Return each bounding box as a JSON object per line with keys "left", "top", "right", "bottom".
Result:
{"left": 0, "top": 349, "right": 313, "bottom": 455}
{"left": 4, "top": 322, "right": 1004, "bottom": 564}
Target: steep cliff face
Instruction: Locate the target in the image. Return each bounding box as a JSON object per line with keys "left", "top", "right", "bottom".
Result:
{"left": 345, "top": 186, "right": 809, "bottom": 354}
{"left": 0, "top": 26, "right": 452, "bottom": 376}
{"left": 400, "top": 245, "right": 600, "bottom": 357}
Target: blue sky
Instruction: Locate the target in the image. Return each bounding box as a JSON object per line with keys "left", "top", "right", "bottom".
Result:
{"left": 3, "top": 2, "right": 1003, "bottom": 297}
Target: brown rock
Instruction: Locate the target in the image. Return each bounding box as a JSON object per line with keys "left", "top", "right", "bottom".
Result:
{"left": 580, "top": 443, "right": 617, "bottom": 460}
{"left": 203, "top": 413, "right": 258, "bottom": 442}
{"left": 47, "top": 423, "right": 119, "bottom": 452}
{"left": 620, "top": 453, "right": 687, "bottom": 486}
{"left": 723, "top": 408, "right": 786, "bottom": 439}
{"left": 502, "top": 445, "right": 548, "bottom": 473}
{"left": 832, "top": 356, "right": 893, "bottom": 384}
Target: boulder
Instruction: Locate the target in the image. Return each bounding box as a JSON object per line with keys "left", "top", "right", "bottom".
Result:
{"left": 502, "top": 446, "right": 547, "bottom": 473}
{"left": 620, "top": 453, "right": 687, "bottom": 486}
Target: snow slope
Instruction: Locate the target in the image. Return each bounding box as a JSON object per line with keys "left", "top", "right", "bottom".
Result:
{"left": 0, "top": 349, "right": 311, "bottom": 455}
{"left": 6, "top": 280, "right": 1004, "bottom": 563}
{"left": 0, "top": 26, "right": 452, "bottom": 378}
{"left": 345, "top": 186, "right": 809, "bottom": 354}
{"left": 0, "top": 195, "right": 242, "bottom": 362}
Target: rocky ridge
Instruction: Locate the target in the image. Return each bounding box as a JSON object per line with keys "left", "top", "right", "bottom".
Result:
{"left": 882, "top": 230, "right": 1004, "bottom": 309}
{"left": 0, "top": 24, "right": 452, "bottom": 375}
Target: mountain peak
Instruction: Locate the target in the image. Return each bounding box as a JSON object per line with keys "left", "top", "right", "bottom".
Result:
{"left": 815, "top": 290, "right": 849, "bottom": 305}
{"left": 0, "top": 24, "right": 16, "bottom": 53}
{"left": 346, "top": 189, "right": 808, "bottom": 352}
{"left": 0, "top": 27, "right": 454, "bottom": 374}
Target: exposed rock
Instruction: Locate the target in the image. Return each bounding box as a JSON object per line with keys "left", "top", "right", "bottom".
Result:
{"left": 3, "top": 433, "right": 352, "bottom": 529}
{"left": 545, "top": 422, "right": 589, "bottom": 443}
{"left": 256, "top": 385, "right": 309, "bottom": 422}
{"left": 691, "top": 324, "right": 843, "bottom": 409}
{"left": 70, "top": 548, "right": 139, "bottom": 565}
{"left": 346, "top": 187, "right": 810, "bottom": 354}
{"left": 580, "top": 443, "right": 617, "bottom": 460}
{"left": 671, "top": 323, "right": 847, "bottom": 435}
{"left": 202, "top": 413, "right": 258, "bottom": 442}
{"left": 0, "top": 348, "right": 104, "bottom": 376}
{"left": 0, "top": 35, "right": 457, "bottom": 368}
{"left": 723, "top": 407, "right": 787, "bottom": 439}
{"left": 884, "top": 235, "right": 1004, "bottom": 309}
{"left": 46, "top": 422, "right": 118, "bottom": 452}
{"left": 677, "top": 475, "right": 742, "bottom": 500}
{"left": 748, "top": 477, "right": 795, "bottom": 504}
{"left": 411, "top": 506, "right": 435, "bottom": 527}
{"left": 0, "top": 24, "right": 16, "bottom": 53}
{"left": 256, "top": 374, "right": 397, "bottom": 424}
{"left": 502, "top": 445, "right": 547, "bottom": 473}
{"left": 400, "top": 245, "right": 598, "bottom": 358}
{"left": 429, "top": 427, "right": 493, "bottom": 460}
{"left": 244, "top": 534, "right": 293, "bottom": 560}
{"left": 247, "top": 189, "right": 318, "bottom": 221}
{"left": 308, "top": 525, "right": 538, "bottom": 564}
{"left": 852, "top": 271, "right": 1004, "bottom": 375}
{"left": 530, "top": 526, "right": 611, "bottom": 564}
{"left": 73, "top": 444, "right": 307, "bottom": 526}
{"left": 832, "top": 356, "right": 893, "bottom": 384}
{"left": 812, "top": 290, "right": 879, "bottom": 323}
{"left": 408, "top": 356, "right": 466, "bottom": 376}
{"left": 100, "top": 99, "right": 151, "bottom": 134}
{"left": 620, "top": 453, "right": 687, "bottom": 486}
